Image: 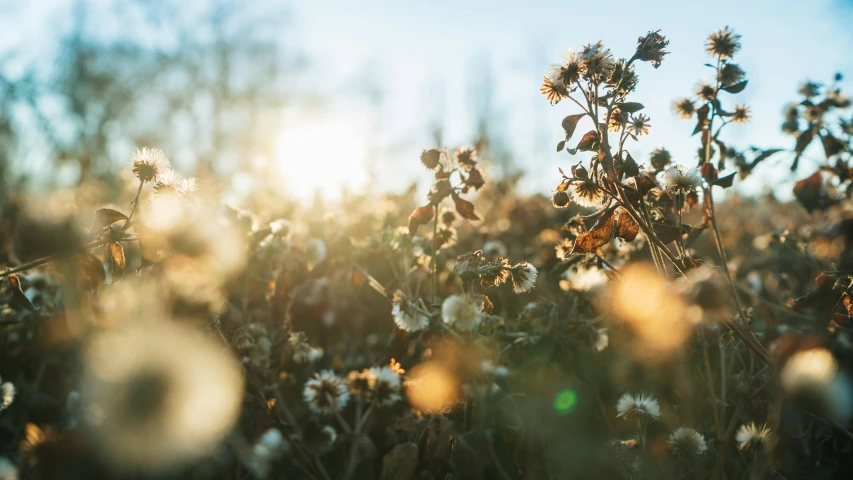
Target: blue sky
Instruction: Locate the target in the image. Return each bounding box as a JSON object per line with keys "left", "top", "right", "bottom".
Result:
{"left": 287, "top": 0, "right": 853, "bottom": 197}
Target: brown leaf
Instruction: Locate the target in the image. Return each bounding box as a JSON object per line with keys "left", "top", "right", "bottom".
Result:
{"left": 464, "top": 168, "right": 485, "bottom": 191}
{"left": 6, "top": 275, "right": 37, "bottom": 311}
{"left": 91, "top": 208, "right": 128, "bottom": 231}
{"left": 576, "top": 130, "right": 600, "bottom": 152}
{"left": 794, "top": 171, "right": 835, "bottom": 212}
{"left": 452, "top": 194, "right": 479, "bottom": 221}
{"left": 561, "top": 114, "right": 585, "bottom": 142}
{"left": 822, "top": 132, "right": 846, "bottom": 158}
{"left": 569, "top": 208, "right": 634, "bottom": 255}
{"left": 408, "top": 205, "right": 435, "bottom": 235}
{"left": 615, "top": 208, "right": 639, "bottom": 242}
{"left": 107, "top": 242, "right": 126, "bottom": 281}
{"left": 652, "top": 223, "right": 691, "bottom": 244}
{"left": 791, "top": 128, "right": 816, "bottom": 171}
{"left": 76, "top": 252, "right": 106, "bottom": 289}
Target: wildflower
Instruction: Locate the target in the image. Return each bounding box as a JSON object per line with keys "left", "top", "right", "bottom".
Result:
{"left": 660, "top": 165, "right": 702, "bottom": 193}
{"left": 732, "top": 104, "right": 751, "bottom": 124}
{"left": 673, "top": 98, "right": 697, "bottom": 119}
{"left": 479, "top": 257, "right": 511, "bottom": 287}
{"left": 616, "top": 392, "right": 661, "bottom": 422}
{"left": 668, "top": 427, "right": 707, "bottom": 457}
{"left": 798, "top": 81, "right": 821, "bottom": 99}
{"left": 303, "top": 370, "right": 350, "bottom": 415}
{"left": 131, "top": 147, "right": 170, "bottom": 183}
{"left": 551, "top": 190, "right": 571, "bottom": 208}
{"left": 634, "top": 30, "right": 669, "bottom": 68}
{"left": 608, "top": 108, "right": 629, "bottom": 132}
{"left": 607, "top": 59, "right": 638, "bottom": 94}
{"left": 804, "top": 105, "right": 824, "bottom": 122}
{"left": 80, "top": 321, "right": 244, "bottom": 471}
{"left": 421, "top": 149, "right": 442, "bottom": 170}
{"left": 346, "top": 369, "right": 374, "bottom": 401}
{"left": 650, "top": 148, "right": 672, "bottom": 172}
{"left": 551, "top": 49, "right": 583, "bottom": 88}
{"left": 391, "top": 290, "right": 430, "bottom": 332}
{"left": 482, "top": 239, "right": 508, "bottom": 258}
{"left": 736, "top": 422, "right": 770, "bottom": 453}
{"left": 0, "top": 379, "right": 14, "bottom": 412}
{"left": 454, "top": 147, "right": 478, "bottom": 170}
{"left": 540, "top": 76, "right": 567, "bottom": 105}
{"left": 368, "top": 366, "right": 402, "bottom": 407}
{"left": 780, "top": 348, "right": 853, "bottom": 421}
{"left": 510, "top": 262, "right": 538, "bottom": 293}
{"left": 570, "top": 182, "right": 605, "bottom": 208}
{"left": 581, "top": 41, "right": 617, "bottom": 81}
{"left": 696, "top": 83, "right": 716, "bottom": 102}
{"left": 435, "top": 226, "right": 458, "bottom": 249}
{"left": 628, "top": 114, "right": 651, "bottom": 136}
{"left": 718, "top": 63, "right": 745, "bottom": 86}
{"left": 706, "top": 26, "right": 741, "bottom": 58}
{"left": 441, "top": 294, "right": 484, "bottom": 332}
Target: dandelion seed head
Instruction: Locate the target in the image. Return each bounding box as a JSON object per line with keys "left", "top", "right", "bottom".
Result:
{"left": 510, "top": 262, "right": 538, "bottom": 293}
{"left": 391, "top": 291, "right": 430, "bottom": 332}
{"left": 303, "top": 370, "right": 350, "bottom": 415}
{"left": 668, "top": 427, "right": 707, "bottom": 457}
{"left": 368, "top": 366, "right": 402, "bottom": 407}
{"left": 616, "top": 392, "right": 661, "bottom": 422}
{"left": 736, "top": 422, "right": 770, "bottom": 453}
{"left": 570, "top": 182, "right": 605, "bottom": 208}
{"left": 131, "top": 147, "right": 170, "bottom": 183}
{"left": 660, "top": 165, "right": 702, "bottom": 193}
{"left": 441, "top": 294, "right": 484, "bottom": 332}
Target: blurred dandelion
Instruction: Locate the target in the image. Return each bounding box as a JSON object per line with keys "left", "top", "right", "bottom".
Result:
{"left": 303, "top": 370, "right": 349, "bottom": 415}
{"left": 131, "top": 147, "right": 170, "bottom": 183}
{"left": 391, "top": 290, "right": 430, "bottom": 332}
{"left": 368, "top": 366, "right": 402, "bottom": 407}
{"left": 510, "top": 262, "right": 538, "bottom": 293}
{"left": 441, "top": 294, "right": 484, "bottom": 332}
{"left": 80, "top": 321, "right": 244, "bottom": 471}
{"left": 616, "top": 392, "right": 661, "bottom": 423}
{"left": 736, "top": 422, "right": 770, "bottom": 453}
{"left": 659, "top": 165, "right": 702, "bottom": 194}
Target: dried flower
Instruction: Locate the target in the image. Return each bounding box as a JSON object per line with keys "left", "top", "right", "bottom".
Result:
{"left": 131, "top": 147, "right": 170, "bottom": 183}
{"left": 510, "top": 262, "right": 538, "bottom": 293}
{"left": 673, "top": 98, "right": 697, "bottom": 119}
{"left": 441, "top": 294, "right": 484, "bottom": 332}
{"left": 552, "top": 190, "right": 571, "bottom": 208}
{"left": 660, "top": 165, "right": 702, "bottom": 193}
{"left": 454, "top": 147, "right": 478, "bottom": 170}
{"left": 732, "top": 104, "right": 751, "bottom": 124}
{"left": 303, "top": 370, "right": 350, "bottom": 415}
{"left": 608, "top": 108, "right": 629, "bottom": 132}
{"left": 289, "top": 332, "right": 324, "bottom": 363}
{"left": 391, "top": 290, "right": 430, "bottom": 332}
{"left": 549, "top": 49, "right": 583, "bottom": 90}
{"left": 570, "top": 182, "right": 605, "bottom": 208}
{"left": 635, "top": 30, "right": 669, "bottom": 68}
{"left": 346, "top": 369, "right": 374, "bottom": 401}
{"left": 421, "top": 149, "right": 442, "bottom": 170}
{"left": 736, "top": 422, "right": 770, "bottom": 453}
{"left": 696, "top": 83, "right": 716, "bottom": 102}
{"left": 650, "top": 148, "right": 672, "bottom": 172}
{"left": 718, "top": 63, "right": 745, "bottom": 87}
{"left": 706, "top": 27, "right": 741, "bottom": 58}
{"left": 607, "top": 60, "right": 638, "bottom": 95}
{"left": 616, "top": 392, "right": 661, "bottom": 422}
{"left": 368, "top": 366, "right": 402, "bottom": 407}
{"left": 668, "top": 427, "right": 707, "bottom": 457}
{"left": 628, "top": 114, "right": 651, "bottom": 136}
{"left": 798, "top": 81, "right": 822, "bottom": 99}
{"left": 320, "top": 426, "right": 337, "bottom": 446}
{"left": 540, "top": 76, "right": 567, "bottom": 105}
{"left": 581, "top": 41, "right": 617, "bottom": 81}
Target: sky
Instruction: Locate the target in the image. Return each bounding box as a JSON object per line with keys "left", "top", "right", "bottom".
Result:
{"left": 284, "top": 0, "right": 853, "bottom": 198}
{"left": 3, "top": 0, "right": 853, "bottom": 199}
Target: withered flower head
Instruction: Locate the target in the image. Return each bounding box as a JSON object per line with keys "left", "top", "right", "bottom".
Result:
{"left": 696, "top": 83, "right": 716, "bottom": 102}
{"left": 673, "top": 98, "right": 697, "bottom": 119}
{"left": 804, "top": 105, "right": 824, "bottom": 122}
{"left": 540, "top": 76, "right": 568, "bottom": 105}
{"left": 367, "top": 366, "right": 402, "bottom": 407}
{"left": 131, "top": 147, "right": 170, "bottom": 183}
{"left": 510, "top": 262, "right": 538, "bottom": 293}
{"left": 454, "top": 147, "right": 478, "bottom": 170}
{"left": 660, "top": 165, "right": 702, "bottom": 193}
{"left": 798, "top": 81, "right": 822, "bottom": 99}
{"left": 479, "top": 256, "right": 511, "bottom": 287}
{"left": 607, "top": 60, "right": 638, "bottom": 95}
{"left": 581, "top": 41, "right": 617, "bottom": 81}
{"left": 718, "top": 63, "right": 745, "bottom": 87}
{"left": 440, "top": 210, "right": 457, "bottom": 226}
{"left": 303, "top": 370, "right": 350, "bottom": 415}
{"left": 549, "top": 49, "right": 583, "bottom": 89}
{"left": 634, "top": 30, "right": 669, "bottom": 68}
{"left": 706, "top": 26, "right": 741, "bottom": 58}
{"left": 650, "top": 147, "right": 672, "bottom": 172}
{"left": 552, "top": 190, "right": 571, "bottom": 208}
{"left": 420, "top": 149, "right": 442, "bottom": 171}
{"left": 616, "top": 392, "right": 661, "bottom": 423}
{"left": 628, "top": 114, "right": 651, "bottom": 136}
{"left": 732, "top": 104, "right": 751, "bottom": 124}
{"left": 736, "top": 422, "right": 770, "bottom": 453}
{"left": 441, "top": 294, "right": 485, "bottom": 332}
{"left": 570, "top": 181, "right": 605, "bottom": 208}
{"left": 668, "top": 427, "right": 707, "bottom": 457}
{"left": 391, "top": 290, "right": 430, "bottom": 332}
{"left": 608, "top": 108, "right": 629, "bottom": 132}
{"left": 346, "top": 369, "right": 374, "bottom": 401}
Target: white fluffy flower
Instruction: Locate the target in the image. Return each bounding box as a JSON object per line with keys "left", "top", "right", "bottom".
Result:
{"left": 368, "top": 366, "right": 402, "bottom": 407}
{"left": 736, "top": 422, "right": 770, "bottom": 453}
{"left": 441, "top": 294, "right": 484, "bottom": 332}
{"left": 616, "top": 392, "right": 661, "bottom": 422}
{"left": 303, "top": 370, "right": 350, "bottom": 415}
{"left": 659, "top": 165, "right": 702, "bottom": 193}
{"left": 391, "top": 292, "right": 430, "bottom": 332}
{"left": 510, "top": 263, "right": 538, "bottom": 293}
{"left": 668, "top": 427, "right": 707, "bottom": 457}
{"left": 0, "top": 379, "right": 14, "bottom": 412}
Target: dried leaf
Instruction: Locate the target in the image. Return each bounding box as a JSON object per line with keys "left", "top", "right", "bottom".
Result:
{"left": 614, "top": 208, "right": 639, "bottom": 242}
{"left": 622, "top": 151, "right": 639, "bottom": 177}
{"left": 576, "top": 130, "right": 599, "bottom": 152}
{"left": 557, "top": 140, "right": 566, "bottom": 152}
{"left": 722, "top": 80, "right": 748, "bottom": 94}
{"left": 107, "top": 242, "right": 126, "bottom": 281}
{"left": 6, "top": 275, "right": 36, "bottom": 311}
{"left": 712, "top": 172, "right": 736, "bottom": 189}
{"left": 76, "top": 252, "right": 106, "bottom": 289}
{"left": 464, "top": 168, "right": 485, "bottom": 191}
{"left": 792, "top": 128, "right": 816, "bottom": 171}
{"left": 793, "top": 171, "right": 834, "bottom": 212}
{"left": 452, "top": 194, "right": 480, "bottom": 221}
{"left": 91, "top": 208, "right": 128, "bottom": 231}
{"left": 692, "top": 104, "right": 710, "bottom": 136}
{"left": 822, "top": 132, "right": 846, "bottom": 158}
{"left": 616, "top": 102, "right": 645, "bottom": 113}
{"left": 561, "top": 114, "right": 585, "bottom": 142}
{"left": 570, "top": 208, "right": 636, "bottom": 254}
{"left": 408, "top": 205, "right": 435, "bottom": 235}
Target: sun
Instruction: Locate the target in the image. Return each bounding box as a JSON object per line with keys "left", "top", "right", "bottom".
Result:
{"left": 274, "top": 118, "right": 369, "bottom": 199}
